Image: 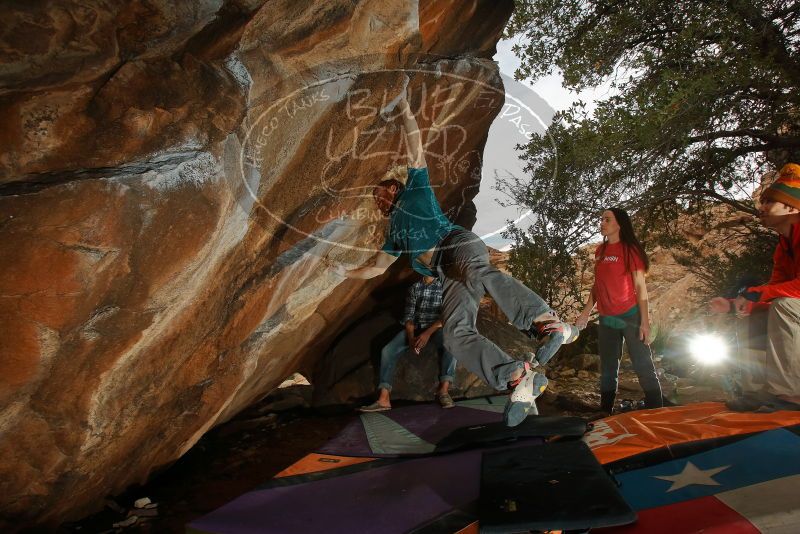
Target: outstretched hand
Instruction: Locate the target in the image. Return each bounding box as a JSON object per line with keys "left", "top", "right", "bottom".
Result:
{"left": 379, "top": 74, "right": 411, "bottom": 121}
{"left": 733, "top": 295, "right": 754, "bottom": 317}
{"left": 709, "top": 297, "right": 731, "bottom": 314}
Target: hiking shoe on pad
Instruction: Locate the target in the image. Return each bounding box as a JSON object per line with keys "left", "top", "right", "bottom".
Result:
{"left": 359, "top": 402, "right": 391, "bottom": 413}
{"left": 437, "top": 393, "right": 455, "bottom": 409}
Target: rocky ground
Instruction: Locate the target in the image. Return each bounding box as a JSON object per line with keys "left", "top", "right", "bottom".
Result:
{"left": 60, "top": 352, "right": 728, "bottom": 534}
{"left": 540, "top": 350, "right": 729, "bottom": 414}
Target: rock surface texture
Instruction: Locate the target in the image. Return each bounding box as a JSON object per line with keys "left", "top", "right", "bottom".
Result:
{"left": 0, "top": 0, "right": 513, "bottom": 527}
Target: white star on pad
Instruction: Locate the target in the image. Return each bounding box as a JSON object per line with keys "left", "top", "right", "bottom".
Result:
{"left": 653, "top": 462, "right": 731, "bottom": 492}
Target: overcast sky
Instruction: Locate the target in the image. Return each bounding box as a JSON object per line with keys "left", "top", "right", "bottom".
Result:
{"left": 476, "top": 38, "right": 605, "bottom": 249}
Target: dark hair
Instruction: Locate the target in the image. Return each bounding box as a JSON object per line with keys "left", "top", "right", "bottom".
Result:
{"left": 374, "top": 178, "right": 405, "bottom": 196}
{"left": 599, "top": 208, "right": 650, "bottom": 272}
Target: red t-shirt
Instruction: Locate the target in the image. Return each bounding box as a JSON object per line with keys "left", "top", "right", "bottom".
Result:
{"left": 748, "top": 221, "right": 800, "bottom": 302}
{"left": 593, "top": 242, "right": 645, "bottom": 316}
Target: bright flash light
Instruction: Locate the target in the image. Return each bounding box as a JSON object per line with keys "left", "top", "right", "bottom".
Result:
{"left": 689, "top": 334, "right": 729, "bottom": 364}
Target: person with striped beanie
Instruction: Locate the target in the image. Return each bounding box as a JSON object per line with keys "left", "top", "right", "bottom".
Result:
{"left": 709, "top": 163, "right": 800, "bottom": 411}
{"left": 760, "top": 163, "right": 800, "bottom": 211}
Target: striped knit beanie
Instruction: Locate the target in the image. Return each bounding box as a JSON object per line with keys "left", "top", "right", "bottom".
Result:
{"left": 761, "top": 163, "right": 800, "bottom": 210}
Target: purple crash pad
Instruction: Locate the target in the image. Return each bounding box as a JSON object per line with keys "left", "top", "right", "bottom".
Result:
{"left": 318, "top": 402, "right": 505, "bottom": 457}
{"left": 187, "top": 440, "right": 540, "bottom": 534}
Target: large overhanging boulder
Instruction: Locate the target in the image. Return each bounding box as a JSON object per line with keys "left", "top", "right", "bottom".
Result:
{"left": 0, "top": 0, "right": 513, "bottom": 528}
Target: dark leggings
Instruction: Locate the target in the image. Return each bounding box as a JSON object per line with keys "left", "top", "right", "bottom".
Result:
{"left": 598, "top": 311, "right": 662, "bottom": 397}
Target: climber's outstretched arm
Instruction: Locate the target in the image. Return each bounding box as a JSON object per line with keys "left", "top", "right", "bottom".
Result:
{"left": 398, "top": 97, "right": 426, "bottom": 169}
{"left": 341, "top": 251, "right": 398, "bottom": 279}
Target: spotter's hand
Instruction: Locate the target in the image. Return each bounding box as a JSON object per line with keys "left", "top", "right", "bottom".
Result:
{"left": 709, "top": 297, "right": 731, "bottom": 314}
{"left": 734, "top": 295, "right": 754, "bottom": 317}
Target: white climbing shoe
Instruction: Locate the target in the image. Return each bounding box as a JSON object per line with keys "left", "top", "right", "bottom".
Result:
{"left": 503, "top": 361, "right": 549, "bottom": 427}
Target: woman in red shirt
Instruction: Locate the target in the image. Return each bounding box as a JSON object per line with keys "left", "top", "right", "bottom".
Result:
{"left": 576, "top": 208, "right": 664, "bottom": 414}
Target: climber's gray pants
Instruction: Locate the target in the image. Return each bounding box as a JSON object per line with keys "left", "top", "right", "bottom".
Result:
{"left": 433, "top": 229, "right": 552, "bottom": 390}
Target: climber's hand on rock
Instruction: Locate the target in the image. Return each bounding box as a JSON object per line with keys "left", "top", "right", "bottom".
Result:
{"left": 331, "top": 263, "right": 348, "bottom": 278}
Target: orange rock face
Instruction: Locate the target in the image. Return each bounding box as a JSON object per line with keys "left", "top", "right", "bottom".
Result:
{"left": 0, "top": 0, "right": 513, "bottom": 528}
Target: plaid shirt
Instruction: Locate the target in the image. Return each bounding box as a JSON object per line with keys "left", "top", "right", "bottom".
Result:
{"left": 402, "top": 278, "right": 443, "bottom": 329}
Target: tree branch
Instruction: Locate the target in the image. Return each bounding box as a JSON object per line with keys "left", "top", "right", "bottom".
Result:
{"left": 687, "top": 128, "right": 800, "bottom": 146}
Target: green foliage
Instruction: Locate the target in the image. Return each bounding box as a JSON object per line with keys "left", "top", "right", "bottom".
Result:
{"left": 674, "top": 226, "right": 779, "bottom": 299}
{"left": 501, "top": 0, "right": 798, "bottom": 302}
{"left": 503, "top": 215, "right": 592, "bottom": 316}
{"left": 502, "top": 0, "right": 800, "bottom": 233}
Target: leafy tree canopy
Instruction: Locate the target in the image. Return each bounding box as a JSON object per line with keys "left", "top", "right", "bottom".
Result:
{"left": 503, "top": 0, "right": 800, "bottom": 238}
{"left": 500, "top": 0, "right": 800, "bottom": 313}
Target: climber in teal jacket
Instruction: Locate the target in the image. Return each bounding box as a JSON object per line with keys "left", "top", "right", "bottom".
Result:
{"left": 336, "top": 75, "right": 578, "bottom": 426}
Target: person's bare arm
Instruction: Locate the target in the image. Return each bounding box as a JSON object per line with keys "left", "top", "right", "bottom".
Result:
{"left": 708, "top": 297, "right": 732, "bottom": 314}
{"left": 576, "top": 294, "right": 595, "bottom": 329}
{"left": 398, "top": 98, "right": 426, "bottom": 169}
{"left": 632, "top": 270, "right": 651, "bottom": 343}
{"left": 414, "top": 319, "right": 443, "bottom": 354}
{"left": 342, "top": 251, "right": 399, "bottom": 279}
{"left": 405, "top": 320, "right": 416, "bottom": 348}
{"left": 422, "top": 319, "right": 443, "bottom": 335}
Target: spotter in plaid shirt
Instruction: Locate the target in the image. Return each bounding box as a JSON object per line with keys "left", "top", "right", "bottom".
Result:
{"left": 403, "top": 277, "right": 443, "bottom": 329}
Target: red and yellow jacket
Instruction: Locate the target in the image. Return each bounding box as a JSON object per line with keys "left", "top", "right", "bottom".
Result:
{"left": 748, "top": 222, "right": 800, "bottom": 302}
